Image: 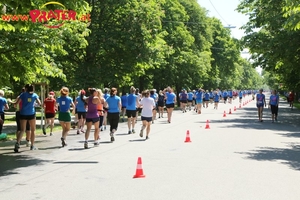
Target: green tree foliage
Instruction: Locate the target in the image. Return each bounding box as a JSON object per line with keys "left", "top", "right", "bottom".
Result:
{"left": 0, "top": 0, "right": 90, "bottom": 90}
{"left": 237, "top": 0, "right": 300, "bottom": 91}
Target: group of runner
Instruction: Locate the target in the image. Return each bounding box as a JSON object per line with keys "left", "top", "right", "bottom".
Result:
{"left": 0, "top": 84, "right": 288, "bottom": 152}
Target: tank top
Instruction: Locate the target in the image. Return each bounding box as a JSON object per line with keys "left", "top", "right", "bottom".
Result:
{"left": 86, "top": 96, "right": 99, "bottom": 119}
{"left": 97, "top": 101, "right": 104, "bottom": 116}
{"left": 181, "top": 93, "right": 187, "bottom": 100}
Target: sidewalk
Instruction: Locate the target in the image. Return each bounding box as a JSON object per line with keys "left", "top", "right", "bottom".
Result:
{"left": 1, "top": 94, "right": 300, "bottom": 200}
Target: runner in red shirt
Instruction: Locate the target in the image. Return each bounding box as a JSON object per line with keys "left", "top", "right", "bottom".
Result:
{"left": 43, "top": 91, "right": 57, "bottom": 136}
{"left": 289, "top": 91, "right": 295, "bottom": 109}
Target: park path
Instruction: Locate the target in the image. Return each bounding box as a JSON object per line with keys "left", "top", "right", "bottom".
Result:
{"left": 1, "top": 94, "right": 300, "bottom": 200}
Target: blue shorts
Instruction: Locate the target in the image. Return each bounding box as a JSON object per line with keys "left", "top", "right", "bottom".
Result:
{"left": 196, "top": 99, "right": 203, "bottom": 104}
{"left": 257, "top": 104, "right": 264, "bottom": 108}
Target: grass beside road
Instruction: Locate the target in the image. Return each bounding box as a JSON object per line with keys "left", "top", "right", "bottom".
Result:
{"left": 2, "top": 125, "right": 62, "bottom": 141}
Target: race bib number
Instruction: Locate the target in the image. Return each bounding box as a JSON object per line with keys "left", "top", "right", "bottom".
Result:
{"left": 61, "top": 101, "right": 66, "bottom": 105}
{"left": 257, "top": 101, "right": 262, "bottom": 104}
{"left": 27, "top": 98, "right": 32, "bottom": 102}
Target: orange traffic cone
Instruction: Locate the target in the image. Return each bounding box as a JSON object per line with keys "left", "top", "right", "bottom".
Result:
{"left": 184, "top": 130, "right": 191, "bottom": 143}
{"left": 133, "top": 157, "right": 146, "bottom": 178}
{"left": 229, "top": 108, "right": 232, "bottom": 114}
{"left": 223, "top": 111, "right": 226, "bottom": 117}
{"left": 205, "top": 120, "right": 210, "bottom": 129}
{"left": 234, "top": 106, "right": 236, "bottom": 111}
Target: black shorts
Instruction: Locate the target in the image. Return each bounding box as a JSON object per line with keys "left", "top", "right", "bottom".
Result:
{"left": 157, "top": 102, "right": 164, "bottom": 107}
{"left": 136, "top": 107, "right": 142, "bottom": 113}
{"left": 270, "top": 105, "right": 278, "bottom": 114}
{"left": 224, "top": 97, "right": 228, "bottom": 101}
{"left": 204, "top": 99, "right": 209, "bottom": 102}
{"left": 16, "top": 111, "right": 30, "bottom": 131}
{"left": 122, "top": 106, "right": 126, "bottom": 109}
{"left": 141, "top": 116, "right": 152, "bottom": 122}
{"left": 166, "top": 103, "right": 174, "bottom": 108}
{"left": 187, "top": 100, "right": 193, "bottom": 103}
{"left": 45, "top": 113, "right": 55, "bottom": 119}
{"left": 77, "top": 112, "right": 86, "bottom": 119}
{"left": 20, "top": 114, "right": 35, "bottom": 120}
{"left": 126, "top": 110, "right": 137, "bottom": 118}
{"left": 239, "top": 97, "right": 242, "bottom": 99}
{"left": 86, "top": 117, "right": 100, "bottom": 123}
{"left": 180, "top": 100, "right": 188, "bottom": 103}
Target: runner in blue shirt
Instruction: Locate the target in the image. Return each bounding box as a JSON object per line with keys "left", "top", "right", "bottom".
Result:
{"left": 256, "top": 89, "right": 266, "bottom": 122}
{"left": 120, "top": 91, "right": 128, "bottom": 122}
{"left": 269, "top": 89, "right": 279, "bottom": 123}
{"left": 214, "top": 90, "right": 220, "bottom": 109}
{"left": 204, "top": 90, "right": 210, "bottom": 108}
{"left": 195, "top": 89, "right": 203, "bottom": 114}
{"left": 187, "top": 90, "right": 194, "bottom": 111}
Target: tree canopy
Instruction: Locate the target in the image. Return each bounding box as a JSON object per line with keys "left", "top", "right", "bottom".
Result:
{"left": 0, "top": 0, "right": 262, "bottom": 95}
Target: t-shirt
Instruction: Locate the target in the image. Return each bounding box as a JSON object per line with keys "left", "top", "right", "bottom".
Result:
{"left": 44, "top": 98, "right": 56, "bottom": 113}
{"left": 0, "top": 97, "right": 7, "bottom": 113}
{"left": 106, "top": 95, "right": 121, "bottom": 113}
{"left": 256, "top": 93, "right": 265, "bottom": 105}
{"left": 269, "top": 95, "right": 279, "bottom": 106}
{"left": 214, "top": 94, "right": 220, "bottom": 102}
{"left": 19, "top": 92, "right": 39, "bottom": 115}
{"left": 140, "top": 97, "right": 156, "bottom": 118}
{"left": 181, "top": 93, "right": 188, "bottom": 100}
{"left": 57, "top": 96, "right": 73, "bottom": 112}
{"left": 204, "top": 93, "right": 210, "bottom": 101}
{"left": 158, "top": 94, "right": 165, "bottom": 103}
{"left": 187, "top": 92, "right": 194, "bottom": 100}
{"left": 195, "top": 91, "right": 203, "bottom": 100}
{"left": 76, "top": 96, "right": 87, "bottom": 112}
{"left": 165, "top": 92, "right": 176, "bottom": 104}
{"left": 127, "top": 94, "right": 137, "bottom": 111}
{"left": 121, "top": 95, "right": 128, "bottom": 108}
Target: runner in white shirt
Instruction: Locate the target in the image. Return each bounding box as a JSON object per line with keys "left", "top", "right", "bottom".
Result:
{"left": 139, "top": 90, "right": 156, "bottom": 140}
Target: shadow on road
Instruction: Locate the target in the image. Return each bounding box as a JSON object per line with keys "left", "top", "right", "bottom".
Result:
{"left": 0, "top": 154, "right": 51, "bottom": 176}
{"left": 211, "top": 106, "right": 300, "bottom": 133}
{"left": 236, "top": 143, "right": 300, "bottom": 171}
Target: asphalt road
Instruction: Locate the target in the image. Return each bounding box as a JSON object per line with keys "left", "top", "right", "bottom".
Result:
{"left": 1, "top": 94, "right": 300, "bottom": 200}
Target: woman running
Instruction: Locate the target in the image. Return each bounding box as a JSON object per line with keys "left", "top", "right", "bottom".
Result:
{"left": 204, "top": 90, "right": 210, "bottom": 108}
{"left": 164, "top": 87, "right": 176, "bottom": 123}
{"left": 105, "top": 88, "right": 122, "bottom": 142}
{"left": 43, "top": 91, "right": 56, "bottom": 136}
{"left": 102, "top": 88, "right": 110, "bottom": 131}
{"left": 187, "top": 90, "right": 194, "bottom": 111}
{"left": 288, "top": 91, "right": 295, "bottom": 109}
{"left": 56, "top": 87, "right": 75, "bottom": 147}
{"left": 14, "top": 84, "right": 41, "bottom": 152}
{"left": 84, "top": 88, "right": 101, "bottom": 149}
{"left": 75, "top": 90, "right": 87, "bottom": 134}
{"left": 157, "top": 90, "right": 165, "bottom": 118}
{"left": 120, "top": 91, "right": 127, "bottom": 122}
{"left": 139, "top": 90, "right": 156, "bottom": 140}
{"left": 14, "top": 88, "right": 31, "bottom": 147}
{"left": 150, "top": 89, "right": 158, "bottom": 122}
{"left": 0, "top": 90, "right": 9, "bottom": 135}
{"left": 126, "top": 86, "right": 139, "bottom": 134}
{"left": 256, "top": 89, "right": 266, "bottom": 122}
{"left": 179, "top": 89, "right": 188, "bottom": 112}
{"left": 269, "top": 90, "right": 279, "bottom": 123}
{"left": 195, "top": 89, "right": 203, "bottom": 114}
{"left": 97, "top": 89, "right": 105, "bottom": 133}
{"left": 214, "top": 90, "right": 220, "bottom": 109}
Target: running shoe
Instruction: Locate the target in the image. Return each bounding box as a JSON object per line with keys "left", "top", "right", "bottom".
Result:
{"left": 61, "top": 138, "right": 67, "bottom": 147}
{"left": 14, "top": 142, "right": 20, "bottom": 153}
{"left": 94, "top": 141, "right": 99, "bottom": 147}
{"left": 132, "top": 129, "right": 136, "bottom": 134}
{"left": 50, "top": 132, "right": 53, "bottom": 136}
{"left": 77, "top": 130, "right": 80, "bottom": 135}
{"left": 42, "top": 126, "right": 46, "bottom": 135}
{"left": 110, "top": 133, "right": 115, "bottom": 142}
{"left": 139, "top": 130, "right": 143, "bottom": 138}
{"left": 146, "top": 136, "right": 149, "bottom": 140}
{"left": 30, "top": 146, "right": 38, "bottom": 150}
{"left": 128, "top": 130, "right": 132, "bottom": 134}
{"left": 84, "top": 141, "right": 88, "bottom": 149}
{"left": 104, "top": 126, "right": 106, "bottom": 130}
{"left": 26, "top": 140, "right": 31, "bottom": 147}
{"left": 81, "top": 129, "right": 85, "bottom": 133}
